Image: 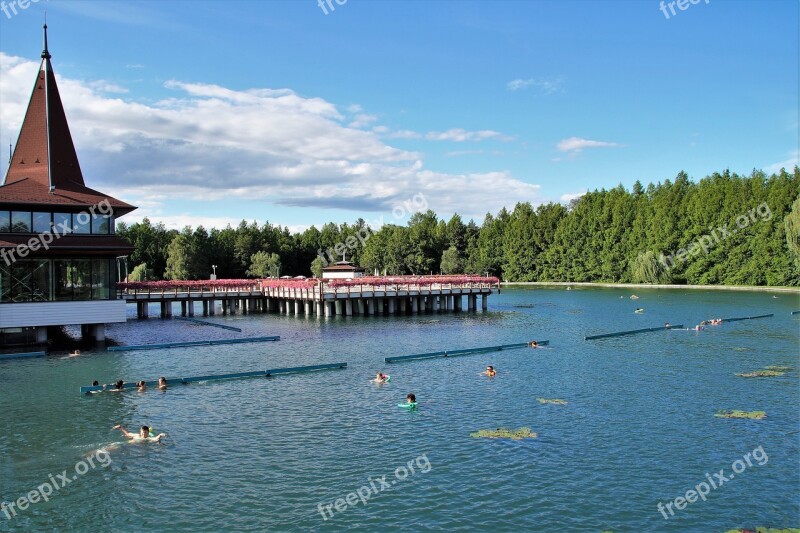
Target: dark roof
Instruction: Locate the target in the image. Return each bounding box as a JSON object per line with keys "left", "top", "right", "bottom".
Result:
{"left": 0, "top": 234, "right": 134, "bottom": 254}
{"left": 0, "top": 26, "right": 136, "bottom": 216}
{"left": 322, "top": 264, "right": 365, "bottom": 272}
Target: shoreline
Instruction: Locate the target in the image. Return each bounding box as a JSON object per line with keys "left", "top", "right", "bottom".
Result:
{"left": 500, "top": 281, "right": 800, "bottom": 294}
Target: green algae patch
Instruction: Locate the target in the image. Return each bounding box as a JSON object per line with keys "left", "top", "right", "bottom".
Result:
{"left": 537, "top": 398, "right": 567, "bottom": 405}
{"left": 470, "top": 427, "right": 538, "bottom": 440}
{"left": 764, "top": 365, "right": 792, "bottom": 372}
{"left": 736, "top": 370, "right": 786, "bottom": 378}
{"left": 715, "top": 410, "right": 767, "bottom": 420}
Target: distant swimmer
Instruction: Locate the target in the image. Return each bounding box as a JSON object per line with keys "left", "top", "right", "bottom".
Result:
{"left": 112, "top": 424, "right": 165, "bottom": 443}
{"left": 86, "top": 380, "right": 102, "bottom": 395}
{"left": 635, "top": 308, "right": 644, "bottom": 313}
{"left": 109, "top": 380, "right": 125, "bottom": 392}
{"left": 694, "top": 325, "right": 704, "bottom": 331}
{"left": 137, "top": 381, "right": 147, "bottom": 392}
{"left": 566, "top": 286, "right": 572, "bottom": 291}
{"left": 630, "top": 295, "right": 639, "bottom": 300}
{"left": 529, "top": 340, "right": 539, "bottom": 348}
{"left": 374, "top": 372, "right": 390, "bottom": 384}
{"left": 158, "top": 377, "right": 168, "bottom": 390}
{"left": 483, "top": 365, "right": 497, "bottom": 377}
{"left": 398, "top": 392, "right": 418, "bottom": 409}
{"left": 68, "top": 349, "right": 81, "bottom": 357}
{"left": 664, "top": 322, "right": 671, "bottom": 328}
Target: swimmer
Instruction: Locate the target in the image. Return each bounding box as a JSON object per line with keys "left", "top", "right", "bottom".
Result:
{"left": 635, "top": 308, "right": 644, "bottom": 313}
{"left": 406, "top": 393, "right": 416, "bottom": 404}
{"left": 529, "top": 340, "right": 538, "bottom": 348}
{"left": 137, "top": 380, "right": 146, "bottom": 392}
{"left": 483, "top": 365, "right": 497, "bottom": 377}
{"left": 109, "top": 380, "right": 125, "bottom": 392}
{"left": 158, "top": 377, "right": 167, "bottom": 390}
{"left": 111, "top": 424, "right": 165, "bottom": 443}
{"left": 630, "top": 295, "right": 639, "bottom": 300}
{"left": 374, "top": 372, "right": 390, "bottom": 384}
{"left": 86, "top": 380, "right": 102, "bottom": 395}
{"left": 664, "top": 322, "right": 671, "bottom": 328}
{"left": 68, "top": 349, "right": 81, "bottom": 357}
{"left": 694, "top": 325, "right": 704, "bottom": 331}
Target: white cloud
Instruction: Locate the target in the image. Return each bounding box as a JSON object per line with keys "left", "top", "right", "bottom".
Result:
{"left": 556, "top": 136, "right": 622, "bottom": 153}
{"left": 348, "top": 113, "right": 379, "bottom": 129}
{"left": 560, "top": 191, "right": 587, "bottom": 203}
{"left": 507, "top": 77, "right": 564, "bottom": 94}
{"left": 0, "top": 52, "right": 540, "bottom": 221}
{"left": 386, "top": 129, "right": 421, "bottom": 139}
{"left": 764, "top": 150, "right": 799, "bottom": 174}
{"left": 426, "top": 128, "right": 511, "bottom": 142}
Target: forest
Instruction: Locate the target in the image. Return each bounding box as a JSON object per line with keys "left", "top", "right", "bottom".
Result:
{"left": 116, "top": 167, "right": 800, "bottom": 286}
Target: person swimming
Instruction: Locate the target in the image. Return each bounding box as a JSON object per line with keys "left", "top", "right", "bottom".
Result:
{"left": 664, "top": 322, "right": 671, "bottom": 328}
{"left": 112, "top": 424, "right": 165, "bottom": 443}
{"left": 630, "top": 295, "right": 639, "bottom": 300}
{"left": 529, "top": 340, "right": 538, "bottom": 348}
{"left": 695, "top": 324, "right": 704, "bottom": 331}
{"left": 484, "top": 365, "right": 496, "bottom": 377}
{"left": 635, "top": 308, "right": 644, "bottom": 313}
{"left": 137, "top": 380, "right": 147, "bottom": 392}
{"left": 158, "top": 377, "right": 167, "bottom": 390}
{"left": 86, "top": 380, "right": 102, "bottom": 395}
{"left": 406, "top": 393, "right": 416, "bottom": 404}
{"left": 68, "top": 349, "right": 81, "bottom": 357}
{"left": 374, "top": 372, "right": 390, "bottom": 384}
{"left": 109, "top": 380, "right": 125, "bottom": 392}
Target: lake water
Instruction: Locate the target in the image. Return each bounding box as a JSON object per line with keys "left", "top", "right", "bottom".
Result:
{"left": 1, "top": 287, "right": 798, "bottom": 532}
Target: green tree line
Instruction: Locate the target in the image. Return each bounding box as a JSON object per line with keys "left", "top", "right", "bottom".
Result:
{"left": 117, "top": 167, "right": 800, "bottom": 286}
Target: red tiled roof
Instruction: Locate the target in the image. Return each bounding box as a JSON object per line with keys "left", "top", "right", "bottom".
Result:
{"left": 322, "top": 264, "right": 365, "bottom": 271}
{"left": 1, "top": 28, "right": 136, "bottom": 216}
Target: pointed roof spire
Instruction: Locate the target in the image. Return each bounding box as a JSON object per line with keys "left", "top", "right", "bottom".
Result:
{"left": 42, "top": 22, "right": 51, "bottom": 60}
{"left": 0, "top": 25, "right": 136, "bottom": 216}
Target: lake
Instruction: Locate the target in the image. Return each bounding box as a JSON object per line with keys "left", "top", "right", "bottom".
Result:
{"left": 0, "top": 287, "right": 798, "bottom": 532}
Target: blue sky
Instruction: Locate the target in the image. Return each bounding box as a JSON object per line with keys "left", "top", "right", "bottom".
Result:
{"left": 0, "top": 0, "right": 797, "bottom": 231}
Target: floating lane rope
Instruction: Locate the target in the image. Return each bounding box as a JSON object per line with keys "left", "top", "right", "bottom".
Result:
{"left": 174, "top": 316, "right": 242, "bottom": 332}
{"left": 80, "top": 362, "right": 347, "bottom": 395}
{"left": 584, "top": 325, "right": 683, "bottom": 341}
{"left": 0, "top": 351, "right": 46, "bottom": 361}
{"left": 719, "top": 314, "right": 774, "bottom": 322}
{"left": 107, "top": 335, "right": 280, "bottom": 352}
{"left": 384, "top": 342, "right": 549, "bottom": 363}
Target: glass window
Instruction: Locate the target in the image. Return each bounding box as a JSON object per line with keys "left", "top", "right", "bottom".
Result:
{"left": 11, "top": 211, "right": 31, "bottom": 232}
{"left": 0, "top": 262, "right": 10, "bottom": 302}
{"left": 54, "top": 259, "right": 72, "bottom": 301}
{"left": 73, "top": 212, "right": 91, "bottom": 234}
{"left": 33, "top": 212, "right": 51, "bottom": 233}
{"left": 92, "top": 259, "right": 110, "bottom": 299}
{"left": 53, "top": 213, "right": 72, "bottom": 235}
{"left": 0, "top": 211, "right": 10, "bottom": 233}
{"left": 72, "top": 260, "right": 92, "bottom": 300}
{"left": 10, "top": 261, "right": 49, "bottom": 302}
{"left": 92, "top": 214, "right": 111, "bottom": 235}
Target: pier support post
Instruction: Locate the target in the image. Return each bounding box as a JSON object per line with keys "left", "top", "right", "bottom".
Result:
{"left": 222, "top": 299, "right": 228, "bottom": 315}
{"left": 387, "top": 298, "right": 395, "bottom": 315}
{"left": 181, "top": 302, "right": 187, "bottom": 316}
{"left": 209, "top": 300, "right": 216, "bottom": 315}
{"left": 335, "top": 300, "right": 343, "bottom": 316}
{"left": 93, "top": 324, "right": 106, "bottom": 342}
{"left": 316, "top": 301, "right": 323, "bottom": 316}
{"left": 481, "top": 294, "right": 488, "bottom": 311}
{"left": 357, "top": 300, "right": 365, "bottom": 315}
{"left": 454, "top": 295, "right": 462, "bottom": 311}
{"left": 433, "top": 296, "right": 441, "bottom": 312}
{"left": 35, "top": 326, "right": 48, "bottom": 344}
{"left": 188, "top": 301, "right": 195, "bottom": 316}
{"left": 345, "top": 300, "right": 353, "bottom": 316}
{"left": 325, "top": 301, "right": 333, "bottom": 317}
{"left": 295, "top": 301, "right": 301, "bottom": 315}
{"left": 411, "top": 297, "right": 418, "bottom": 314}
{"left": 468, "top": 294, "right": 477, "bottom": 311}
{"left": 399, "top": 298, "right": 407, "bottom": 314}
{"left": 304, "top": 301, "right": 311, "bottom": 316}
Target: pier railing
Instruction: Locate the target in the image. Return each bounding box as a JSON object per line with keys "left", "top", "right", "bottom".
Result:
{"left": 117, "top": 275, "right": 500, "bottom": 299}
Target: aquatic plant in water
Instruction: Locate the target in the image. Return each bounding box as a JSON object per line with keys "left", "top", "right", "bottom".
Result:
{"left": 736, "top": 370, "right": 786, "bottom": 378}
{"left": 537, "top": 398, "right": 567, "bottom": 405}
{"left": 724, "top": 528, "right": 800, "bottom": 533}
{"left": 764, "top": 365, "right": 792, "bottom": 372}
{"left": 470, "top": 427, "right": 538, "bottom": 439}
{"left": 714, "top": 410, "right": 767, "bottom": 420}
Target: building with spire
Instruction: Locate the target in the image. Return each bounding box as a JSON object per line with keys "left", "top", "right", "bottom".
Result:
{"left": 0, "top": 25, "right": 136, "bottom": 346}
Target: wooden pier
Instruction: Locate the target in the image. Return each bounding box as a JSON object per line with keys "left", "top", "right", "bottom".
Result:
{"left": 119, "top": 276, "right": 500, "bottom": 319}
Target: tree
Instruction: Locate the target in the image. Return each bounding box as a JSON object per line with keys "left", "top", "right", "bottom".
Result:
{"left": 128, "top": 263, "right": 151, "bottom": 282}
{"left": 630, "top": 251, "right": 671, "bottom": 284}
{"left": 785, "top": 196, "right": 800, "bottom": 269}
{"left": 246, "top": 252, "right": 281, "bottom": 278}
{"left": 310, "top": 256, "right": 325, "bottom": 278}
{"left": 440, "top": 245, "right": 464, "bottom": 274}
{"left": 164, "top": 227, "right": 206, "bottom": 280}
